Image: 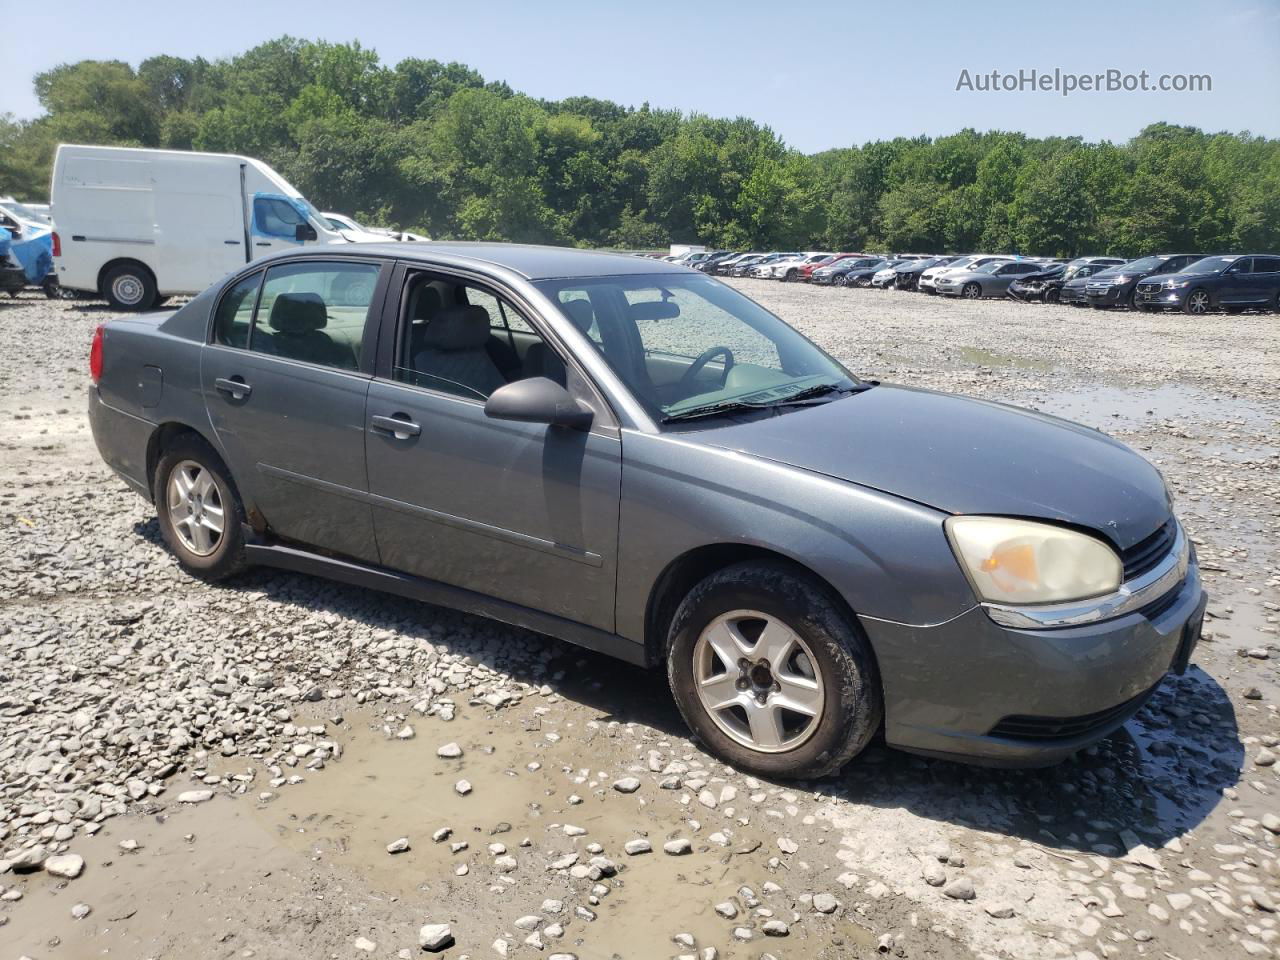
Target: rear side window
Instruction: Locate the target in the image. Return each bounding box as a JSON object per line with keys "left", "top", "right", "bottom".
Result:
{"left": 249, "top": 261, "right": 380, "bottom": 371}
{"left": 213, "top": 272, "right": 261, "bottom": 349}
{"left": 1253, "top": 257, "right": 1280, "bottom": 274}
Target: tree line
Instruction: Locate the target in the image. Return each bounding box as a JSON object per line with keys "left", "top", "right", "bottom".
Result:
{"left": 2, "top": 37, "right": 1278, "bottom": 257}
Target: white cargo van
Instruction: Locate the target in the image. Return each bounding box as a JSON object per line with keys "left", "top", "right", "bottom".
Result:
{"left": 50, "top": 144, "right": 356, "bottom": 309}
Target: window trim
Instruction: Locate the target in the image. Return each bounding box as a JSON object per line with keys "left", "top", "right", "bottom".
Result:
{"left": 205, "top": 255, "right": 391, "bottom": 378}
{"left": 376, "top": 261, "right": 619, "bottom": 431}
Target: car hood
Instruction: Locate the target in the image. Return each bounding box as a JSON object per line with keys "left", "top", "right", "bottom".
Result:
{"left": 698, "top": 384, "right": 1169, "bottom": 550}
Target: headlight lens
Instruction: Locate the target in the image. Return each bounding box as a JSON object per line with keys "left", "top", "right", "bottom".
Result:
{"left": 945, "top": 517, "right": 1122, "bottom": 605}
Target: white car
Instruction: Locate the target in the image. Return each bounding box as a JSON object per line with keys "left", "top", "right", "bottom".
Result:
{"left": 753, "top": 252, "right": 832, "bottom": 281}
{"left": 324, "top": 212, "right": 430, "bottom": 242}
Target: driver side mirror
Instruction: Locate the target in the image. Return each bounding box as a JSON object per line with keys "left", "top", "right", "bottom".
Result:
{"left": 484, "top": 377, "right": 594, "bottom": 431}
{"left": 295, "top": 223, "right": 318, "bottom": 242}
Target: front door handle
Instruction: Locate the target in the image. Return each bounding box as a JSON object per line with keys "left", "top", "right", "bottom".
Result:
{"left": 370, "top": 414, "right": 421, "bottom": 440}
{"left": 214, "top": 377, "right": 251, "bottom": 400}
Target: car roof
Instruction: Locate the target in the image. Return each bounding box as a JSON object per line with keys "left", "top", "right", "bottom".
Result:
{"left": 277, "top": 241, "right": 701, "bottom": 281}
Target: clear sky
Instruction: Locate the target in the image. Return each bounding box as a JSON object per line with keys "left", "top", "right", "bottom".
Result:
{"left": 4, "top": 0, "right": 1278, "bottom": 152}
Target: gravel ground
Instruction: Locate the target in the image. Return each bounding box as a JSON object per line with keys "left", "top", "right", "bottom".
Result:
{"left": 0, "top": 283, "right": 1276, "bottom": 960}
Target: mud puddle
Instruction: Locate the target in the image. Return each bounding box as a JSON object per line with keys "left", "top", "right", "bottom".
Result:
{"left": 1021, "top": 382, "right": 1276, "bottom": 431}
{"left": 249, "top": 703, "right": 880, "bottom": 958}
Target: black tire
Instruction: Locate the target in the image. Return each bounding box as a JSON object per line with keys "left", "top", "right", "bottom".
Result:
{"left": 1044, "top": 288, "right": 1060, "bottom": 304}
{"left": 153, "top": 434, "right": 248, "bottom": 581}
{"left": 783, "top": 268, "right": 798, "bottom": 282}
{"left": 666, "top": 561, "right": 882, "bottom": 780}
{"left": 102, "top": 262, "right": 157, "bottom": 311}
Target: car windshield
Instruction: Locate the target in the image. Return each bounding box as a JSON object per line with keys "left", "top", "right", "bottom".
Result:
{"left": 1, "top": 200, "right": 45, "bottom": 222}
{"left": 1110, "top": 256, "right": 1164, "bottom": 274}
{"left": 1176, "top": 255, "right": 1237, "bottom": 274}
{"left": 533, "top": 274, "right": 856, "bottom": 422}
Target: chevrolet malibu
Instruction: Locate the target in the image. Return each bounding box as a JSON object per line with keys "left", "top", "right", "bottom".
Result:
{"left": 88, "top": 244, "right": 1206, "bottom": 779}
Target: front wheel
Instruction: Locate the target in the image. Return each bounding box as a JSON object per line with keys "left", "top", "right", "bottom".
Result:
{"left": 961, "top": 282, "right": 981, "bottom": 299}
{"left": 1044, "top": 288, "right": 1060, "bottom": 304}
{"left": 666, "top": 561, "right": 882, "bottom": 779}
{"left": 154, "top": 436, "right": 247, "bottom": 581}
{"left": 1183, "top": 289, "right": 1211, "bottom": 315}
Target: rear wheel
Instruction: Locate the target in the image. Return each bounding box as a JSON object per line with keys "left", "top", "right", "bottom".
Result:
{"left": 666, "top": 561, "right": 882, "bottom": 779}
{"left": 784, "top": 268, "right": 798, "bottom": 282}
{"left": 102, "top": 263, "right": 157, "bottom": 311}
{"left": 1183, "top": 289, "right": 1211, "bottom": 315}
{"left": 961, "top": 282, "right": 981, "bottom": 299}
{"left": 154, "top": 435, "right": 247, "bottom": 581}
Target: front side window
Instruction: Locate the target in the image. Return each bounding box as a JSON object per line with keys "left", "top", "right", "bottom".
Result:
{"left": 254, "top": 196, "right": 307, "bottom": 238}
{"left": 394, "top": 276, "right": 560, "bottom": 400}
{"left": 249, "top": 261, "right": 380, "bottom": 371}
{"left": 213, "top": 271, "right": 262, "bottom": 349}
{"left": 532, "top": 274, "right": 855, "bottom": 422}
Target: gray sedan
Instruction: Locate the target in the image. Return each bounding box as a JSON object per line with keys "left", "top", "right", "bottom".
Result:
{"left": 936, "top": 260, "right": 1044, "bottom": 298}
{"left": 87, "top": 244, "right": 1206, "bottom": 778}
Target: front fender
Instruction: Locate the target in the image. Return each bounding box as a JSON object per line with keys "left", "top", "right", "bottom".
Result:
{"left": 616, "top": 430, "right": 976, "bottom": 644}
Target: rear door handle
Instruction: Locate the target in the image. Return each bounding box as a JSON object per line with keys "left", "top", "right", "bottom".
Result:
{"left": 214, "top": 377, "right": 252, "bottom": 400}
{"left": 370, "top": 414, "right": 421, "bottom": 440}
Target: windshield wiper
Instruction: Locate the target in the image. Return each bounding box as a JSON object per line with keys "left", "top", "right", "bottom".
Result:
{"left": 662, "top": 382, "right": 868, "bottom": 423}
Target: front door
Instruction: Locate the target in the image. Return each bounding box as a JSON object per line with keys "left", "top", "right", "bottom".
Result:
{"left": 250, "top": 194, "right": 313, "bottom": 260}
{"left": 363, "top": 270, "right": 621, "bottom": 631}
{"left": 201, "top": 257, "right": 387, "bottom": 562}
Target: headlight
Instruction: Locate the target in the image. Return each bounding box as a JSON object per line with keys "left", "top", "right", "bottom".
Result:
{"left": 1111, "top": 276, "right": 1130, "bottom": 285}
{"left": 1163, "top": 279, "right": 1191, "bottom": 289}
{"left": 945, "top": 516, "right": 1122, "bottom": 605}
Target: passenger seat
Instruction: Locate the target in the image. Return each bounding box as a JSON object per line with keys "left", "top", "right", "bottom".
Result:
{"left": 412, "top": 305, "right": 507, "bottom": 399}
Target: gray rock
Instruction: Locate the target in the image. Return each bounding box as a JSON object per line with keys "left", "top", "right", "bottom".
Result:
{"left": 436, "top": 742, "right": 462, "bottom": 758}
{"left": 177, "top": 789, "right": 214, "bottom": 804}
{"left": 663, "top": 838, "right": 692, "bottom": 855}
{"left": 943, "top": 876, "right": 976, "bottom": 900}
{"left": 612, "top": 777, "right": 641, "bottom": 794}
{"left": 386, "top": 837, "right": 410, "bottom": 854}
{"left": 624, "top": 838, "right": 652, "bottom": 855}
{"left": 812, "top": 893, "right": 839, "bottom": 914}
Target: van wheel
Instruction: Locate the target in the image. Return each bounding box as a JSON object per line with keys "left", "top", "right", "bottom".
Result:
{"left": 154, "top": 435, "right": 247, "bottom": 581}
{"left": 666, "top": 561, "right": 882, "bottom": 780}
{"left": 103, "top": 263, "right": 157, "bottom": 311}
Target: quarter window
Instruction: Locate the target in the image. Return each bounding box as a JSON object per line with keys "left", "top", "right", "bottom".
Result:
{"left": 1252, "top": 257, "right": 1280, "bottom": 274}
{"left": 213, "top": 272, "right": 261, "bottom": 349}
{"left": 249, "top": 261, "right": 380, "bottom": 371}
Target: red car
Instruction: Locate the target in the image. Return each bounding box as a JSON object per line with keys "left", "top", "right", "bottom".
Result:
{"left": 798, "top": 253, "right": 866, "bottom": 282}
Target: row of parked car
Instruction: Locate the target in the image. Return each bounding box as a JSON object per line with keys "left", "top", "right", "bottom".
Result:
{"left": 669, "top": 249, "right": 1280, "bottom": 314}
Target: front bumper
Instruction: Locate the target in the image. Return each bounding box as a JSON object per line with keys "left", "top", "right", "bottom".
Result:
{"left": 862, "top": 554, "right": 1206, "bottom": 767}
{"left": 1135, "top": 285, "right": 1184, "bottom": 309}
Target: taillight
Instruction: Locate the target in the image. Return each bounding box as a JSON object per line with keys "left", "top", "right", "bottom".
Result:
{"left": 51, "top": 231, "right": 61, "bottom": 257}
{"left": 89, "top": 324, "right": 105, "bottom": 383}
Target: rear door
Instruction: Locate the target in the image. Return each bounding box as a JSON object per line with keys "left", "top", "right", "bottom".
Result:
{"left": 1217, "top": 257, "right": 1253, "bottom": 304}
{"left": 201, "top": 257, "right": 389, "bottom": 562}
{"left": 363, "top": 266, "right": 621, "bottom": 631}
{"left": 1249, "top": 257, "right": 1280, "bottom": 305}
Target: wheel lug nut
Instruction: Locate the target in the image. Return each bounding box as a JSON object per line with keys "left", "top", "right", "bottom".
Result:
{"left": 735, "top": 678, "right": 748, "bottom": 690}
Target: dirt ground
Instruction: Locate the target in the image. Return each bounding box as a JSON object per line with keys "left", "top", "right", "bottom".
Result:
{"left": 0, "top": 282, "right": 1276, "bottom": 960}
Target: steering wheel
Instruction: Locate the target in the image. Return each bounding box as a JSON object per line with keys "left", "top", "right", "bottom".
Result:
{"left": 679, "top": 346, "right": 735, "bottom": 390}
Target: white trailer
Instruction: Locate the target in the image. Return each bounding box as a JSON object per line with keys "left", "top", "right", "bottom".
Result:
{"left": 50, "top": 144, "right": 358, "bottom": 309}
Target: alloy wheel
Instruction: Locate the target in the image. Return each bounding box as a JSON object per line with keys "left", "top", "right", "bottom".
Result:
{"left": 166, "top": 460, "right": 225, "bottom": 556}
{"left": 1187, "top": 290, "right": 1210, "bottom": 314}
{"left": 962, "top": 283, "right": 981, "bottom": 299}
{"left": 692, "top": 610, "right": 825, "bottom": 753}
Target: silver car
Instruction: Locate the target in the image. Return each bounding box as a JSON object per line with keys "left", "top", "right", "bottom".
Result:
{"left": 87, "top": 243, "right": 1205, "bottom": 778}
{"left": 935, "top": 260, "right": 1045, "bottom": 298}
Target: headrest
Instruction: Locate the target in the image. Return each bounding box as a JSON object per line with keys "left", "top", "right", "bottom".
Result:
{"left": 628, "top": 299, "right": 680, "bottom": 322}
{"left": 268, "top": 292, "right": 327, "bottom": 334}
{"left": 420, "top": 305, "right": 491, "bottom": 351}
{"left": 561, "top": 298, "right": 595, "bottom": 333}
{"left": 411, "top": 286, "right": 442, "bottom": 322}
